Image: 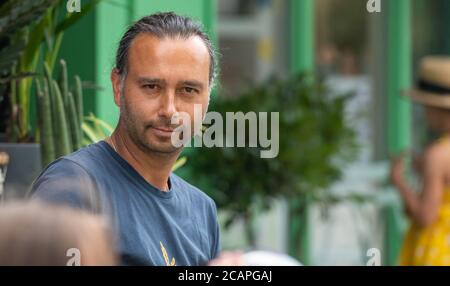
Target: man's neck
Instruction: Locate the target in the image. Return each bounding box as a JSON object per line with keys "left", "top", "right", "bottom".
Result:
{"left": 108, "top": 125, "right": 181, "bottom": 192}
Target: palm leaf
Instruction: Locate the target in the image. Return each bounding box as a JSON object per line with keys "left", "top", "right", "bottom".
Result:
{"left": 0, "top": 0, "right": 57, "bottom": 38}
{"left": 81, "top": 122, "right": 101, "bottom": 143}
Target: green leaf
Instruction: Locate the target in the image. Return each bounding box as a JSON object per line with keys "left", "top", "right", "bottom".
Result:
{"left": 84, "top": 113, "right": 114, "bottom": 134}
{"left": 172, "top": 157, "right": 187, "bottom": 172}
{"left": 0, "top": 0, "right": 58, "bottom": 38}
{"left": 82, "top": 122, "right": 101, "bottom": 143}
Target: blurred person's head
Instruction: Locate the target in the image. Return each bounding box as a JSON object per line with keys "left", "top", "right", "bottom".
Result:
{"left": 407, "top": 56, "right": 450, "bottom": 134}
{"left": 0, "top": 201, "right": 117, "bottom": 266}
{"left": 111, "top": 12, "right": 216, "bottom": 155}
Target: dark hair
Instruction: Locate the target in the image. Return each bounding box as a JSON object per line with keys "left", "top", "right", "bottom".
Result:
{"left": 115, "top": 12, "right": 217, "bottom": 85}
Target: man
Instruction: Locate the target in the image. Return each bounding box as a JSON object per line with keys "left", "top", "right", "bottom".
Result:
{"left": 31, "top": 12, "right": 220, "bottom": 266}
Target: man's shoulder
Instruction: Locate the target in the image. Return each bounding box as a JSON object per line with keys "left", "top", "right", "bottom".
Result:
{"left": 170, "top": 173, "right": 216, "bottom": 209}
{"left": 34, "top": 141, "right": 112, "bottom": 187}
{"left": 30, "top": 142, "right": 108, "bottom": 211}
{"left": 60, "top": 141, "right": 108, "bottom": 170}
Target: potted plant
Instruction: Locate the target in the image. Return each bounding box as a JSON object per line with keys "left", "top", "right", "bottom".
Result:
{"left": 0, "top": 0, "right": 100, "bottom": 199}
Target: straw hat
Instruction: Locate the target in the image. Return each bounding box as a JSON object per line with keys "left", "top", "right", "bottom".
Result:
{"left": 406, "top": 56, "right": 450, "bottom": 109}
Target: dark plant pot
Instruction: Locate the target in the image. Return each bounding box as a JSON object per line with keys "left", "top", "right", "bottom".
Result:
{"left": 0, "top": 143, "right": 42, "bottom": 200}
{"left": 0, "top": 133, "right": 6, "bottom": 143}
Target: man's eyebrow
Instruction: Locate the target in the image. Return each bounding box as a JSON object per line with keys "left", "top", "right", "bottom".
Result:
{"left": 180, "top": 80, "right": 205, "bottom": 89}
{"left": 137, "top": 77, "right": 165, "bottom": 85}
{"left": 136, "top": 78, "right": 205, "bottom": 89}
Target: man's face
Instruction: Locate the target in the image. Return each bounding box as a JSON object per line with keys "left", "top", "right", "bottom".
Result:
{"left": 111, "top": 34, "right": 211, "bottom": 154}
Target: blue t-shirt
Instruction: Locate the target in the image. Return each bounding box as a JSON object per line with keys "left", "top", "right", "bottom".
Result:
{"left": 30, "top": 141, "right": 221, "bottom": 266}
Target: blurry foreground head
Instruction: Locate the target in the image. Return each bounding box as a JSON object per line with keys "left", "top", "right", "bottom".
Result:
{"left": 406, "top": 56, "right": 450, "bottom": 133}
{"left": 0, "top": 201, "right": 117, "bottom": 266}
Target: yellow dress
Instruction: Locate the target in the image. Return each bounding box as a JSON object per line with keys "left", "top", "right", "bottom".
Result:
{"left": 399, "top": 189, "right": 450, "bottom": 265}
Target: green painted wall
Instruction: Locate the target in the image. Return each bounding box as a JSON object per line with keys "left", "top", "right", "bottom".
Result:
{"left": 94, "top": 0, "right": 129, "bottom": 127}
{"left": 59, "top": 6, "right": 98, "bottom": 120}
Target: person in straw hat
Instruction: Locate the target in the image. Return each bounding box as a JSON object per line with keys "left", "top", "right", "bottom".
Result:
{"left": 390, "top": 56, "right": 450, "bottom": 265}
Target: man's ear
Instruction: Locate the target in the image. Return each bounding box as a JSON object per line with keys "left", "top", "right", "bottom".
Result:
{"left": 111, "top": 68, "right": 122, "bottom": 107}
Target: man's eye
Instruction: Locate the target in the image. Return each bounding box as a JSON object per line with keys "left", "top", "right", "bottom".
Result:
{"left": 143, "top": 84, "right": 158, "bottom": 90}
{"left": 182, "top": 87, "right": 197, "bottom": 94}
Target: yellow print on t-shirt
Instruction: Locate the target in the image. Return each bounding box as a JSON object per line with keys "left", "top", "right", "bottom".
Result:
{"left": 160, "top": 241, "right": 176, "bottom": 266}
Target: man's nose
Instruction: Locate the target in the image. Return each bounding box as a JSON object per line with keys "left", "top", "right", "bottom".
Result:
{"left": 158, "top": 89, "right": 177, "bottom": 119}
